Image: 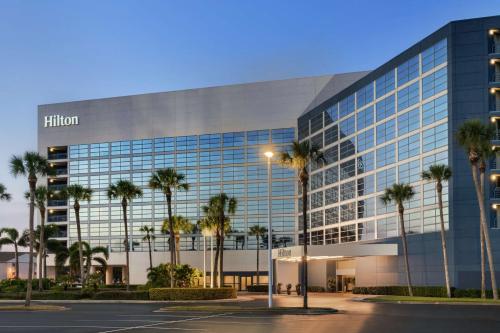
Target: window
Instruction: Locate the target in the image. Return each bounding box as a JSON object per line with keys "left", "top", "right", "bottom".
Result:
{"left": 422, "top": 39, "right": 447, "bottom": 73}
{"left": 398, "top": 134, "right": 420, "bottom": 161}
{"left": 341, "top": 224, "right": 357, "bottom": 242}
{"left": 358, "top": 197, "right": 375, "bottom": 219}
{"left": 340, "top": 140, "right": 356, "bottom": 160}
{"left": 69, "top": 144, "right": 89, "bottom": 159}
{"left": 325, "top": 166, "right": 338, "bottom": 185}
{"left": 376, "top": 95, "right": 395, "bottom": 121}
{"left": 325, "top": 186, "right": 339, "bottom": 205}
{"left": 272, "top": 128, "right": 295, "bottom": 143}
{"left": 90, "top": 143, "right": 109, "bottom": 157}
{"left": 89, "top": 159, "right": 109, "bottom": 173}
{"left": 376, "top": 167, "right": 396, "bottom": 192}
{"left": 311, "top": 211, "right": 323, "bottom": 228}
{"left": 325, "top": 227, "right": 339, "bottom": 244}
{"left": 199, "top": 134, "right": 221, "bottom": 149}
{"left": 311, "top": 133, "right": 323, "bottom": 149}
{"left": 154, "top": 154, "right": 174, "bottom": 168}
{"left": 358, "top": 221, "right": 375, "bottom": 240}
{"left": 69, "top": 160, "right": 88, "bottom": 174}
{"left": 132, "top": 139, "right": 153, "bottom": 154}
{"left": 357, "top": 129, "right": 374, "bottom": 153}
{"left": 223, "top": 132, "right": 245, "bottom": 147}
{"left": 176, "top": 152, "right": 197, "bottom": 167}
{"left": 324, "top": 125, "right": 338, "bottom": 146}
{"left": 377, "top": 216, "right": 398, "bottom": 239}
{"left": 376, "top": 70, "right": 395, "bottom": 98}
{"left": 298, "top": 118, "right": 309, "bottom": 141}
{"left": 340, "top": 203, "right": 356, "bottom": 222}
{"left": 132, "top": 155, "right": 152, "bottom": 170}
{"left": 324, "top": 104, "right": 339, "bottom": 125}
{"left": 397, "top": 82, "right": 419, "bottom": 111}
{"left": 422, "top": 66, "right": 447, "bottom": 99}
{"left": 340, "top": 159, "right": 356, "bottom": 180}
{"left": 357, "top": 83, "right": 374, "bottom": 108}
{"left": 376, "top": 119, "right": 395, "bottom": 145}
{"left": 311, "top": 192, "right": 323, "bottom": 209}
{"left": 357, "top": 175, "right": 375, "bottom": 196}
{"left": 176, "top": 136, "right": 197, "bottom": 150}
{"left": 111, "top": 141, "right": 130, "bottom": 155}
{"left": 325, "top": 207, "right": 339, "bottom": 225}
{"left": 111, "top": 158, "right": 130, "bottom": 172}
{"left": 423, "top": 123, "right": 448, "bottom": 152}
{"left": 340, "top": 180, "right": 356, "bottom": 201}
{"left": 310, "top": 111, "right": 324, "bottom": 134}
{"left": 247, "top": 165, "right": 267, "bottom": 181}
{"left": 311, "top": 172, "right": 323, "bottom": 190}
{"left": 340, "top": 116, "right": 355, "bottom": 138}
{"left": 199, "top": 151, "right": 221, "bottom": 166}
{"left": 247, "top": 130, "right": 269, "bottom": 145}
{"left": 339, "top": 94, "right": 355, "bottom": 118}
{"left": 154, "top": 137, "right": 174, "bottom": 152}
{"left": 357, "top": 106, "right": 374, "bottom": 131}
{"left": 423, "top": 208, "right": 449, "bottom": 233}
{"left": 423, "top": 95, "right": 447, "bottom": 126}
{"left": 399, "top": 159, "right": 420, "bottom": 184}
{"left": 397, "top": 55, "right": 419, "bottom": 86}
{"left": 223, "top": 166, "right": 245, "bottom": 181}
{"left": 223, "top": 149, "right": 245, "bottom": 164}
{"left": 376, "top": 144, "right": 395, "bottom": 168}
{"left": 311, "top": 230, "right": 324, "bottom": 245}
{"left": 423, "top": 151, "right": 448, "bottom": 170}
{"left": 324, "top": 145, "right": 338, "bottom": 165}
{"left": 357, "top": 152, "right": 374, "bottom": 174}
{"left": 398, "top": 108, "right": 420, "bottom": 135}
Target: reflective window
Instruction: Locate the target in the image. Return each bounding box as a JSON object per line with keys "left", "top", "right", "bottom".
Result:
{"left": 132, "top": 139, "right": 153, "bottom": 154}
{"left": 377, "top": 216, "right": 398, "bottom": 239}
{"left": 340, "top": 140, "right": 356, "bottom": 160}
{"left": 398, "top": 134, "right": 420, "bottom": 161}
{"left": 325, "top": 208, "right": 339, "bottom": 225}
{"left": 325, "top": 166, "right": 339, "bottom": 185}
{"left": 340, "top": 204, "right": 356, "bottom": 223}
{"left": 376, "top": 70, "right": 395, "bottom": 98}
{"left": 357, "top": 106, "right": 374, "bottom": 131}
{"left": 324, "top": 125, "right": 338, "bottom": 146}
{"left": 358, "top": 221, "right": 375, "bottom": 240}
{"left": 376, "top": 167, "right": 396, "bottom": 192}
{"left": 422, "top": 39, "right": 447, "bottom": 73}
{"left": 325, "top": 186, "right": 339, "bottom": 205}
{"left": 397, "top": 55, "right": 419, "bottom": 86}
{"left": 399, "top": 159, "right": 421, "bottom": 184}
{"left": 340, "top": 159, "right": 356, "bottom": 180}
{"left": 154, "top": 137, "right": 174, "bottom": 152}
{"left": 422, "top": 95, "right": 447, "bottom": 126}
{"left": 247, "top": 130, "right": 269, "bottom": 145}
{"left": 325, "top": 227, "right": 339, "bottom": 244}
{"left": 376, "top": 95, "right": 395, "bottom": 121}
{"left": 340, "top": 116, "right": 355, "bottom": 138}
{"left": 357, "top": 152, "right": 374, "bottom": 174}
{"left": 199, "top": 134, "right": 221, "bottom": 149}
{"left": 339, "top": 94, "right": 355, "bottom": 118}
{"left": 176, "top": 136, "right": 197, "bottom": 151}
{"left": 324, "top": 104, "right": 339, "bottom": 125}
{"left": 397, "top": 82, "right": 420, "bottom": 111}
{"left": 357, "top": 83, "right": 374, "bottom": 109}
{"left": 340, "top": 180, "right": 356, "bottom": 200}
{"left": 357, "top": 174, "right": 375, "bottom": 196}
{"left": 376, "top": 119, "right": 395, "bottom": 145}
{"left": 90, "top": 143, "right": 109, "bottom": 157}
{"left": 272, "top": 128, "right": 295, "bottom": 143}
{"left": 376, "top": 144, "right": 395, "bottom": 168}
{"left": 358, "top": 197, "right": 375, "bottom": 219}
{"left": 223, "top": 132, "right": 245, "bottom": 147}
{"left": 422, "top": 66, "right": 447, "bottom": 99}
{"left": 398, "top": 108, "right": 420, "bottom": 135}
{"left": 310, "top": 112, "right": 324, "bottom": 134}
{"left": 422, "top": 123, "right": 448, "bottom": 152}
{"left": 357, "top": 129, "right": 374, "bottom": 153}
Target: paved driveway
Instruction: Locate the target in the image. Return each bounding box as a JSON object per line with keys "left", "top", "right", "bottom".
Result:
{"left": 0, "top": 294, "right": 498, "bottom": 332}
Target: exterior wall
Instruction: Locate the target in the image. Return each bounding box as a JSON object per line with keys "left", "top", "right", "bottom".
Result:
{"left": 308, "top": 260, "right": 328, "bottom": 288}
{"left": 275, "top": 261, "right": 299, "bottom": 288}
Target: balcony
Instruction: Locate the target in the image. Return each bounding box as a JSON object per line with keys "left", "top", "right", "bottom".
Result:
{"left": 490, "top": 43, "right": 500, "bottom": 55}
{"left": 48, "top": 152, "right": 68, "bottom": 160}
{"left": 48, "top": 184, "right": 66, "bottom": 191}
{"left": 48, "top": 199, "right": 67, "bottom": 207}
{"left": 491, "top": 71, "right": 500, "bottom": 84}
{"left": 48, "top": 214, "right": 67, "bottom": 222}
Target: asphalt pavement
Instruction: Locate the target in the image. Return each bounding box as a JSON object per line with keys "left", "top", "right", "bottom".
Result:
{"left": 0, "top": 294, "right": 498, "bottom": 333}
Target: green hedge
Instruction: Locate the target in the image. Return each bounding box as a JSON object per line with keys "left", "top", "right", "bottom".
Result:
{"left": 246, "top": 285, "right": 268, "bottom": 292}
{"left": 352, "top": 286, "right": 448, "bottom": 297}
{"left": 149, "top": 287, "right": 236, "bottom": 300}
{"left": 0, "top": 291, "right": 86, "bottom": 300}
{"left": 92, "top": 291, "right": 149, "bottom": 300}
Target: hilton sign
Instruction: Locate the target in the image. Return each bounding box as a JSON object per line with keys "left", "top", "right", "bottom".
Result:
{"left": 44, "top": 115, "right": 79, "bottom": 128}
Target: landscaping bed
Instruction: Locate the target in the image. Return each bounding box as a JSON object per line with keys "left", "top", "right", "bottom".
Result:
{"left": 353, "top": 286, "right": 500, "bottom": 298}
{"left": 149, "top": 287, "right": 236, "bottom": 301}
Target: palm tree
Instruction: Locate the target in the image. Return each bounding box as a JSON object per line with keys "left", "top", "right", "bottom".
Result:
{"left": 0, "top": 228, "right": 22, "bottom": 278}
{"left": 162, "top": 216, "right": 193, "bottom": 264}
{"left": 0, "top": 183, "right": 11, "bottom": 201}
{"left": 422, "top": 164, "right": 452, "bottom": 298}
{"left": 107, "top": 180, "right": 143, "bottom": 291}
{"left": 82, "top": 242, "right": 109, "bottom": 278}
{"left": 10, "top": 152, "right": 51, "bottom": 307}
{"left": 55, "top": 242, "right": 108, "bottom": 281}
{"left": 19, "top": 224, "right": 60, "bottom": 280}
{"left": 279, "top": 140, "right": 324, "bottom": 309}
{"left": 148, "top": 168, "right": 189, "bottom": 287}
{"left": 202, "top": 193, "right": 236, "bottom": 288}
{"left": 62, "top": 184, "right": 93, "bottom": 286}
{"left": 457, "top": 120, "right": 498, "bottom": 299}
{"left": 199, "top": 215, "right": 218, "bottom": 287}
{"left": 381, "top": 183, "right": 415, "bottom": 296}
{"left": 24, "top": 186, "right": 54, "bottom": 291}
{"left": 248, "top": 225, "right": 267, "bottom": 285}
{"left": 140, "top": 226, "right": 155, "bottom": 271}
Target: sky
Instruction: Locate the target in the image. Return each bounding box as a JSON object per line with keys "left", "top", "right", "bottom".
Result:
{"left": 0, "top": 0, "right": 497, "bottom": 232}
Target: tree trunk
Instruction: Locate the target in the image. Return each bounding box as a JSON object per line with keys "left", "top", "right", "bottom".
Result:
{"left": 436, "top": 183, "right": 451, "bottom": 298}
{"left": 122, "top": 200, "right": 131, "bottom": 292}
{"left": 38, "top": 208, "right": 46, "bottom": 291}
{"left": 148, "top": 236, "right": 153, "bottom": 271}
{"left": 175, "top": 234, "right": 181, "bottom": 264}
{"left": 256, "top": 235, "right": 260, "bottom": 285}
{"left": 166, "top": 192, "right": 175, "bottom": 288}
{"left": 75, "top": 202, "right": 85, "bottom": 287}
{"left": 480, "top": 224, "right": 486, "bottom": 298}
{"left": 301, "top": 179, "right": 308, "bottom": 309}
{"left": 25, "top": 178, "right": 36, "bottom": 307}
{"left": 474, "top": 165, "right": 498, "bottom": 299}
{"left": 219, "top": 232, "right": 224, "bottom": 288}
{"left": 14, "top": 243, "right": 19, "bottom": 279}
{"left": 398, "top": 204, "right": 413, "bottom": 297}
{"left": 213, "top": 232, "right": 220, "bottom": 288}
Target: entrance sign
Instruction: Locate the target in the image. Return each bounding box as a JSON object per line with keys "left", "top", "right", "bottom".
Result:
{"left": 44, "top": 115, "right": 79, "bottom": 128}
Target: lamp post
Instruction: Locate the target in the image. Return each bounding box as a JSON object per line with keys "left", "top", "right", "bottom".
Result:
{"left": 264, "top": 151, "right": 274, "bottom": 308}
{"left": 202, "top": 228, "right": 214, "bottom": 288}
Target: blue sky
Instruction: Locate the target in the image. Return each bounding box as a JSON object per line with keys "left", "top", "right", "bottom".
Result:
{"left": 0, "top": 0, "right": 497, "bottom": 230}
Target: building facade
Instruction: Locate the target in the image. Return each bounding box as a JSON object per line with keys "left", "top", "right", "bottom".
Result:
{"left": 39, "top": 15, "right": 500, "bottom": 290}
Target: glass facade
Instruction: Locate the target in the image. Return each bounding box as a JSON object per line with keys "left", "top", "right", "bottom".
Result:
{"left": 297, "top": 39, "right": 449, "bottom": 245}
{"left": 64, "top": 128, "right": 296, "bottom": 252}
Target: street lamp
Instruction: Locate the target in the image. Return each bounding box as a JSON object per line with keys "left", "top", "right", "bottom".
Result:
{"left": 202, "top": 227, "right": 215, "bottom": 288}
{"left": 264, "top": 150, "right": 274, "bottom": 308}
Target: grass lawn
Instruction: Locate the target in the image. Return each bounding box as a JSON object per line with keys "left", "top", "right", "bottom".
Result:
{"left": 0, "top": 305, "right": 68, "bottom": 311}
{"left": 367, "top": 295, "right": 500, "bottom": 304}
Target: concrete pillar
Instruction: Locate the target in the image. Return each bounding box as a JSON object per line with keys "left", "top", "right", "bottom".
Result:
{"left": 105, "top": 266, "right": 113, "bottom": 285}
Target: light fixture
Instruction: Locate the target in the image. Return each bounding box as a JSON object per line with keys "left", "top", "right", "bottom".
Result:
{"left": 491, "top": 88, "right": 498, "bottom": 94}
{"left": 49, "top": 210, "right": 54, "bottom": 214}
{"left": 489, "top": 29, "right": 498, "bottom": 36}
{"left": 491, "top": 174, "right": 497, "bottom": 181}
{"left": 264, "top": 151, "right": 274, "bottom": 158}
{"left": 492, "top": 117, "right": 497, "bottom": 123}
{"left": 492, "top": 204, "right": 497, "bottom": 209}
{"left": 49, "top": 147, "right": 55, "bottom": 152}
{"left": 491, "top": 59, "right": 498, "bottom": 65}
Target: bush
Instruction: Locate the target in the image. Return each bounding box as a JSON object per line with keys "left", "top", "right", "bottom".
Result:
{"left": 352, "top": 286, "right": 448, "bottom": 297}
{"left": 92, "top": 291, "right": 149, "bottom": 300}
{"left": 0, "top": 291, "right": 85, "bottom": 300}
{"left": 147, "top": 264, "right": 202, "bottom": 288}
{"left": 0, "top": 279, "right": 54, "bottom": 292}
{"left": 246, "top": 285, "right": 268, "bottom": 292}
{"left": 149, "top": 287, "right": 236, "bottom": 301}
{"left": 308, "top": 286, "right": 326, "bottom": 292}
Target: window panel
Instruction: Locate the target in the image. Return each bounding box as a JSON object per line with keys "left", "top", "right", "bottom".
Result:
{"left": 376, "top": 95, "right": 395, "bottom": 121}
{"left": 397, "top": 108, "right": 420, "bottom": 135}
{"left": 422, "top": 95, "right": 447, "bottom": 126}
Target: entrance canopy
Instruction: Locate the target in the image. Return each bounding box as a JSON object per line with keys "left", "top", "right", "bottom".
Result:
{"left": 272, "top": 243, "right": 398, "bottom": 262}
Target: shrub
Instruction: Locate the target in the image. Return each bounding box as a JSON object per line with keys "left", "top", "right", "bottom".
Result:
{"left": 308, "top": 286, "right": 326, "bottom": 292}
{"left": 0, "top": 291, "right": 85, "bottom": 300}
{"left": 147, "top": 264, "right": 202, "bottom": 288}
{"left": 149, "top": 287, "right": 236, "bottom": 301}
{"left": 246, "top": 285, "right": 268, "bottom": 292}
{"left": 277, "top": 283, "right": 282, "bottom": 294}
{"left": 286, "top": 283, "right": 292, "bottom": 295}
{"left": 295, "top": 284, "right": 301, "bottom": 295}
{"left": 352, "top": 286, "right": 448, "bottom": 297}
{"left": 0, "top": 279, "right": 54, "bottom": 292}
{"left": 92, "top": 291, "right": 149, "bottom": 300}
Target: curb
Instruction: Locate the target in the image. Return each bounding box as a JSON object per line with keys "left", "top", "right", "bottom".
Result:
{"left": 0, "top": 296, "right": 255, "bottom": 304}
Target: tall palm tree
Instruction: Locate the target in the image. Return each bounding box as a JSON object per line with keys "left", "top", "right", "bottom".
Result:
{"left": 199, "top": 214, "right": 219, "bottom": 287}
{"left": 19, "top": 224, "right": 59, "bottom": 280}
{"left": 62, "top": 184, "right": 93, "bottom": 286}
{"left": 203, "top": 193, "right": 236, "bottom": 288}
{"left": 422, "top": 164, "right": 452, "bottom": 298}
{"left": 248, "top": 225, "right": 267, "bottom": 285}
{"left": 148, "top": 168, "right": 189, "bottom": 287}
{"left": 55, "top": 241, "right": 108, "bottom": 280}
{"left": 107, "top": 180, "right": 143, "bottom": 291}
{"left": 82, "top": 242, "right": 109, "bottom": 278}
{"left": 457, "top": 120, "right": 498, "bottom": 299}
{"left": 381, "top": 183, "right": 415, "bottom": 297}
{"left": 24, "top": 186, "right": 54, "bottom": 291}
{"left": 0, "top": 183, "right": 11, "bottom": 201}
{"left": 162, "top": 216, "right": 193, "bottom": 264}
{"left": 10, "top": 151, "right": 51, "bottom": 307}
{"left": 279, "top": 140, "right": 324, "bottom": 309}
{"left": 0, "top": 228, "right": 22, "bottom": 278}
{"left": 140, "top": 226, "right": 155, "bottom": 271}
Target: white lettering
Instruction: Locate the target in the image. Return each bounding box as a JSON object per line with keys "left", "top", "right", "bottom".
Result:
{"left": 44, "top": 115, "right": 80, "bottom": 128}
